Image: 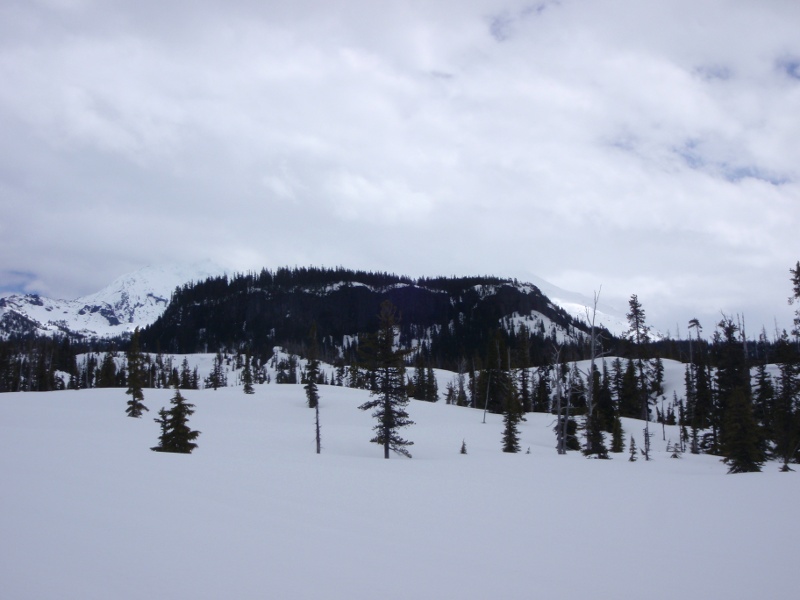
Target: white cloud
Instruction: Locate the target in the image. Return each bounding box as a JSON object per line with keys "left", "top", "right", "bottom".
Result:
{"left": 0, "top": 0, "right": 798, "bottom": 332}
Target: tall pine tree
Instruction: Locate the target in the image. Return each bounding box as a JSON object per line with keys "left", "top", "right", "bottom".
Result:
{"left": 358, "top": 301, "right": 414, "bottom": 459}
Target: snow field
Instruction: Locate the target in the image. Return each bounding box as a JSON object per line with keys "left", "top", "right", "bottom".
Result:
{"left": 1, "top": 382, "right": 798, "bottom": 600}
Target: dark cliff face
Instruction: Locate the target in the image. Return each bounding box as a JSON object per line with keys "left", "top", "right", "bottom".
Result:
{"left": 140, "top": 268, "right": 590, "bottom": 366}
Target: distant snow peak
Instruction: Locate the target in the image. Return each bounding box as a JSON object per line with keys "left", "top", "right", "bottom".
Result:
{"left": 0, "top": 260, "right": 230, "bottom": 339}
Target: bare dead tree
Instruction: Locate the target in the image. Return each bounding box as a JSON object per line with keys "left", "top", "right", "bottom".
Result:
{"left": 582, "top": 287, "right": 611, "bottom": 455}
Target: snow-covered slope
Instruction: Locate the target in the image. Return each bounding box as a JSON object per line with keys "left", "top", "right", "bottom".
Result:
{"left": 525, "top": 274, "right": 631, "bottom": 337}
{"left": 1, "top": 381, "right": 796, "bottom": 600}
{"left": 0, "top": 261, "right": 228, "bottom": 338}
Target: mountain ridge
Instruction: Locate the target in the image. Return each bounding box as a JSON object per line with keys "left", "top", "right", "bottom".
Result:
{"left": 0, "top": 263, "right": 629, "bottom": 349}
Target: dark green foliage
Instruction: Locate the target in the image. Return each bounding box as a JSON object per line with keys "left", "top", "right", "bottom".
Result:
{"left": 154, "top": 407, "right": 168, "bottom": 443}
{"left": 721, "top": 388, "right": 764, "bottom": 473}
{"left": 770, "top": 331, "right": 799, "bottom": 465}
{"left": 791, "top": 261, "right": 800, "bottom": 337}
{"left": 584, "top": 410, "right": 609, "bottom": 459}
{"left": 460, "top": 439, "right": 467, "bottom": 454}
{"left": 597, "top": 362, "right": 615, "bottom": 433}
{"left": 242, "top": 350, "right": 254, "bottom": 394}
{"left": 618, "top": 359, "right": 640, "bottom": 419}
{"left": 358, "top": 301, "right": 414, "bottom": 459}
{"left": 752, "top": 361, "right": 774, "bottom": 429}
{"left": 712, "top": 317, "right": 765, "bottom": 471}
{"left": 692, "top": 356, "right": 713, "bottom": 431}
{"left": 628, "top": 436, "right": 638, "bottom": 462}
{"left": 554, "top": 417, "right": 581, "bottom": 452}
{"left": 625, "top": 295, "right": 652, "bottom": 422}
{"left": 611, "top": 414, "right": 625, "bottom": 453}
{"left": 305, "top": 325, "right": 321, "bottom": 409}
{"left": 476, "top": 332, "right": 512, "bottom": 414}
{"left": 517, "top": 325, "right": 533, "bottom": 412}
{"left": 151, "top": 387, "right": 200, "bottom": 454}
{"left": 276, "top": 354, "right": 298, "bottom": 384}
{"left": 502, "top": 384, "right": 523, "bottom": 453}
{"left": 533, "top": 365, "right": 551, "bottom": 412}
{"left": 96, "top": 352, "right": 118, "bottom": 388}
{"left": 138, "top": 267, "right": 594, "bottom": 371}
{"left": 125, "top": 328, "right": 148, "bottom": 418}
{"left": 205, "top": 351, "right": 227, "bottom": 390}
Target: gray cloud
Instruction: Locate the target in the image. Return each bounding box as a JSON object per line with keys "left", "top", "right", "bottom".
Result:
{"left": 1, "top": 0, "right": 799, "bottom": 334}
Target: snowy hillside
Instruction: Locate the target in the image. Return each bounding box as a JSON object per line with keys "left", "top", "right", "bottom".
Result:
{"left": 1, "top": 263, "right": 625, "bottom": 344}
{"left": 525, "top": 274, "right": 633, "bottom": 337}
{"left": 1, "top": 376, "right": 797, "bottom": 599}
{"left": 0, "top": 262, "right": 227, "bottom": 338}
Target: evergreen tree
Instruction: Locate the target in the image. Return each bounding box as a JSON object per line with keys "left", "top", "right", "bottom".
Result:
{"left": 125, "top": 328, "right": 148, "bottom": 418}
{"left": 358, "top": 301, "right": 414, "bottom": 459}
{"left": 517, "top": 325, "right": 533, "bottom": 412}
{"left": 97, "top": 352, "right": 118, "bottom": 388}
{"left": 722, "top": 388, "right": 764, "bottom": 473}
{"left": 501, "top": 378, "right": 523, "bottom": 453}
{"left": 179, "top": 357, "right": 193, "bottom": 389}
{"left": 584, "top": 409, "right": 609, "bottom": 458}
{"left": 628, "top": 435, "right": 638, "bottom": 462}
{"left": 611, "top": 414, "right": 625, "bottom": 453}
{"left": 425, "top": 364, "right": 438, "bottom": 402}
{"left": 305, "top": 325, "right": 321, "bottom": 409}
{"left": 625, "top": 294, "right": 651, "bottom": 421}
{"left": 205, "top": 351, "right": 227, "bottom": 390}
{"left": 411, "top": 350, "right": 427, "bottom": 400}
{"left": 625, "top": 295, "right": 654, "bottom": 459}
{"left": 714, "top": 317, "right": 764, "bottom": 471}
{"left": 597, "top": 361, "right": 615, "bottom": 433}
{"left": 151, "top": 387, "right": 201, "bottom": 454}
{"left": 752, "top": 360, "right": 774, "bottom": 430}
{"left": 305, "top": 325, "right": 324, "bottom": 455}
{"left": 693, "top": 353, "right": 713, "bottom": 431}
{"left": 242, "top": 350, "right": 255, "bottom": 394}
{"left": 153, "top": 407, "right": 169, "bottom": 446}
{"left": 456, "top": 359, "right": 468, "bottom": 407}
{"left": 790, "top": 261, "right": 800, "bottom": 337}
{"left": 533, "top": 364, "right": 551, "bottom": 413}
{"left": 772, "top": 331, "right": 799, "bottom": 466}
{"left": 476, "top": 332, "right": 510, "bottom": 414}
{"left": 618, "top": 359, "right": 640, "bottom": 419}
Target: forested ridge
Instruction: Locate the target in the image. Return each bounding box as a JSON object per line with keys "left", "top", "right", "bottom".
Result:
{"left": 138, "top": 266, "right": 592, "bottom": 367}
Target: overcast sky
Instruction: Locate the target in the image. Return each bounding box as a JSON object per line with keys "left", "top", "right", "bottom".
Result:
{"left": 1, "top": 0, "right": 798, "bottom": 336}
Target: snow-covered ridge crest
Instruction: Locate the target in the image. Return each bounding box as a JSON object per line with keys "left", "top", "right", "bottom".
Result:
{"left": 0, "top": 262, "right": 228, "bottom": 339}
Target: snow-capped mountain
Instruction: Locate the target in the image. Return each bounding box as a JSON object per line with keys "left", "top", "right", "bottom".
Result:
{"left": 0, "top": 262, "right": 228, "bottom": 339}
{"left": 0, "top": 261, "right": 629, "bottom": 342}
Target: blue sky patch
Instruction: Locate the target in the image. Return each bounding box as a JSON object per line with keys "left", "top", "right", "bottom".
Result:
{"left": 777, "top": 57, "right": 800, "bottom": 80}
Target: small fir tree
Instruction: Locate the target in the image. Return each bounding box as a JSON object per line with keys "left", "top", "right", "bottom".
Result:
{"left": 502, "top": 389, "right": 523, "bottom": 453}
{"left": 628, "top": 435, "right": 638, "bottom": 462}
{"left": 125, "top": 328, "right": 148, "bottom": 418}
{"left": 151, "top": 387, "right": 201, "bottom": 454}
